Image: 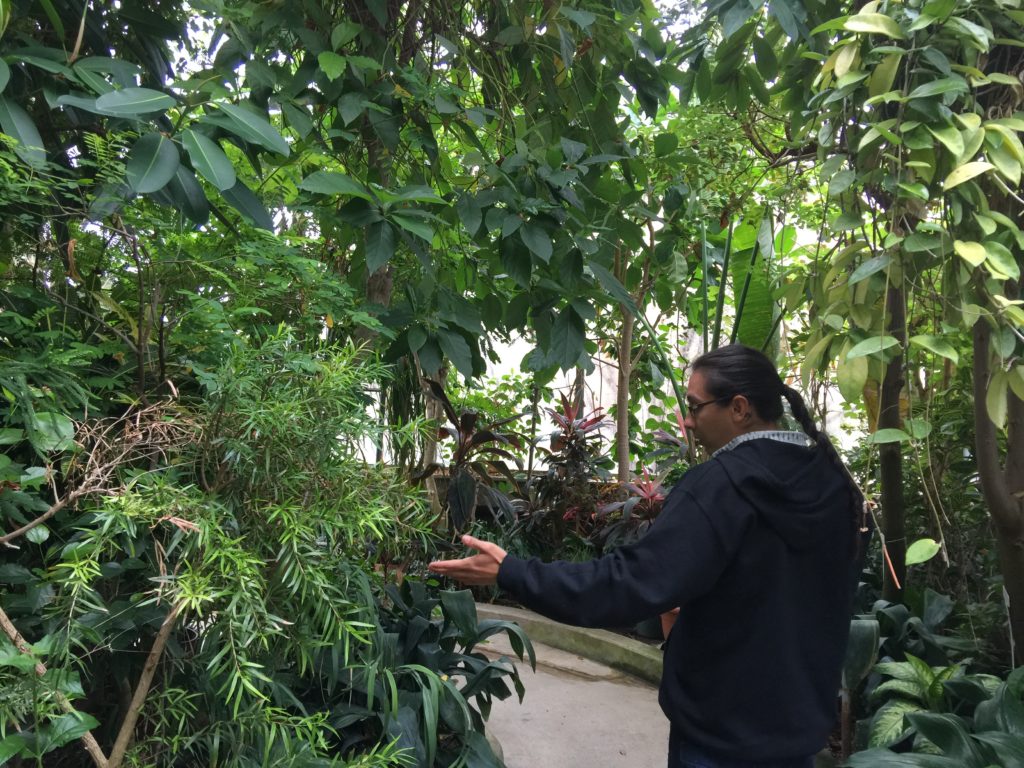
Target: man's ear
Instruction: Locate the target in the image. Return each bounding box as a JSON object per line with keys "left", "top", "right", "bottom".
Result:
{"left": 731, "top": 394, "right": 753, "bottom": 422}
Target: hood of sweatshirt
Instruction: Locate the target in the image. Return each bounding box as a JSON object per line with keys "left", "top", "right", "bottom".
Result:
{"left": 714, "top": 438, "right": 851, "bottom": 550}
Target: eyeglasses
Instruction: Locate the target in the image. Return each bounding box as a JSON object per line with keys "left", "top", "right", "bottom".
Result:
{"left": 687, "top": 396, "right": 733, "bottom": 417}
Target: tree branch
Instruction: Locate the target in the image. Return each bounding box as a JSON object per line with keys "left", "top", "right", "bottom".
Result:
{"left": 0, "top": 605, "right": 109, "bottom": 768}
{"left": 107, "top": 602, "right": 182, "bottom": 768}
{"left": 973, "top": 320, "right": 1020, "bottom": 529}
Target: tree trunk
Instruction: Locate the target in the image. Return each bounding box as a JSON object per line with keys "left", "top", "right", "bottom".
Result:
{"left": 616, "top": 306, "right": 635, "bottom": 482}
{"left": 973, "top": 320, "right": 1024, "bottom": 664}
{"left": 879, "top": 283, "right": 906, "bottom": 602}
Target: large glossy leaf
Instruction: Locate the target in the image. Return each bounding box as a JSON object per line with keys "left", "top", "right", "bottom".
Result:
{"left": 298, "top": 171, "right": 373, "bottom": 200}
{"left": 843, "top": 618, "right": 880, "bottom": 689}
{"left": 844, "top": 12, "right": 905, "bottom": 38}
{"left": 847, "top": 335, "right": 901, "bottom": 359}
{"left": 906, "top": 713, "right": 982, "bottom": 763}
{"left": 870, "top": 698, "right": 925, "bottom": 747}
{"left": 944, "top": 161, "right": 994, "bottom": 190}
{"left": 165, "top": 167, "right": 211, "bottom": 224}
{"left": 221, "top": 180, "right": 274, "bottom": 230}
{"left": 126, "top": 132, "right": 180, "bottom": 194}
{"left": 217, "top": 102, "right": 290, "bottom": 156}
{"left": 365, "top": 221, "right": 395, "bottom": 273}
{"left": 94, "top": 87, "right": 176, "bottom": 115}
{"left": 0, "top": 60, "right": 9, "bottom": 94}
{"left": 549, "top": 307, "right": 585, "bottom": 371}
{"left": 437, "top": 329, "right": 474, "bottom": 379}
{"left": 0, "top": 96, "right": 46, "bottom": 168}
{"left": 439, "top": 590, "right": 478, "bottom": 639}
{"left": 182, "top": 130, "right": 235, "bottom": 191}
{"left": 29, "top": 412, "right": 74, "bottom": 453}
{"left": 909, "top": 335, "right": 959, "bottom": 365}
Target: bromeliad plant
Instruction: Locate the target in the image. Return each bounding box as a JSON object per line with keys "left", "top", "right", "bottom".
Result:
{"left": 415, "top": 379, "right": 525, "bottom": 533}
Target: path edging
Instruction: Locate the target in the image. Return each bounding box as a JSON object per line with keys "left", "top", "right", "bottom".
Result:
{"left": 475, "top": 603, "right": 663, "bottom": 685}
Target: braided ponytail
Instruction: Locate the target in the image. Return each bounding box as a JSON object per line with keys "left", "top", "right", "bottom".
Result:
{"left": 781, "top": 385, "right": 867, "bottom": 558}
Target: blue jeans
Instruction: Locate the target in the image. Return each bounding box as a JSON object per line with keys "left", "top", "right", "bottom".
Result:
{"left": 668, "top": 732, "right": 815, "bottom": 768}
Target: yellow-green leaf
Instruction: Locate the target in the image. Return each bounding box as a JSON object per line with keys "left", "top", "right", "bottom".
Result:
{"left": 984, "top": 241, "right": 1020, "bottom": 280}
{"left": 953, "top": 240, "right": 987, "bottom": 267}
{"left": 986, "top": 369, "right": 1008, "bottom": 429}
{"left": 837, "top": 350, "right": 869, "bottom": 402}
{"left": 906, "top": 538, "right": 941, "bottom": 565}
{"left": 845, "top": 13, "right": 905, "bottom": 38}
{"left": 869, "top": 53, "right": 903, "bottom": 97}
{"left": 927, "top": 123, "right": 964, "bottom": 157}
{"left": 944, "top": 161, "right": 994, "bottom": 189}
{"left": 835, "top": 44, "right": 859, "bottom": 78}
{"left": 1009, "top": 365, "right": 1024, "bottom": 401}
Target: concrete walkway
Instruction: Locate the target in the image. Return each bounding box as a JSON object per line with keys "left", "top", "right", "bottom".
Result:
{"left": 477, "top": 611, "right": 669, "bottom": 767}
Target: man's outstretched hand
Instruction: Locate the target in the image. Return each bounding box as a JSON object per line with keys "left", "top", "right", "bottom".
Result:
{"left": 428, "top": 535, "right": 508, "bottom": 586}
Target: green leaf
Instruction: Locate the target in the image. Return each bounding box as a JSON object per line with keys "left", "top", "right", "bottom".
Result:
{"left": 44, "top": 713, "right": 101, "bottom": 750}
{"left": 589, "top": 262, "right": 638, "bottom": 314}
{"left": 905, "top": 538, "right": 941, "bottom": 566}
{"left": 908, "top": 76, "right": 969, "bottom": 100}
{"left": 520, "top": 221, "right": 552, "bottom": 263}
{"left": 909, "top": 335, "right": 959, "bottom": 364}
{"left": 843, "top": 619, "right": 880, "bottom": 689}
{"left": 549, "top": 307, "right": 585, "bottom": 371}
{"left": 298, "top": 171, "right": 373, "bottom": 200}
{"left": 25, "top": 524, "right": 49, "bottom": 544}
{"left": 365, "top": 221, "right": 395, "bottom": 273}
{"left": 439, "top": 590, "right": 479, "bottom": 638}
{"left": 217, "top": 102, "right": 290, "bottom": 156}
{"left": 221, "top": 181, "right": 274, "bottom": 230}
{"left": 847, "top": 335, "right": 901, "bottom": 358}
{"left": 849, "top": 254, "right": 891, "bottom": 285}
{"left": 867, "top": 428, "right": 911, "bottom": 444}
{"left": 0, "top": 733, "right": 26, "bottom": 762}
{"left": 94, "top": 87, "right": 176, "bottom": 115}
{"left": 126, "top": 133, "right": 180, "bottom": 194}
{"left": 332, "top": 21, "right": 363, "bottom": 48}
{"left": 987, "top": 369, "right": 1009, "bottom": 428}
{"left": 943, "top": 161, "right": 993, "bottom": 190}
{"left": 318, "top": 51, "right": 347, "bottom": 81}
{"left": 844, "top": 13, "right": 905, "bottom": 38}
{"left": 654, "top": 132, "right": 679, "bottom": 157}
{"left": 984, "top": 240, "right": 1020, "bottom": 280}
{"left": 560, "top": 137, "right": 586, "bottom": 163}
{"left": 904, "top": 418, "right": 933, "bottom": 439}
{"left": 391, "top": 212, "right": 434, "bottom": 243}
{"left": 1009, "top": 365, "right": 1024, "bottom": 401}
{"left": 869, "top": 53, "right": 902, "bottom": 97}
{"left": 870, "top": 699, "right": 923, "bottom": 747}
{"left": 165, "top": 166, "right": 210, "bottom": 225}
{"left": 0, "top": 96, "right": 47, "bottom": 168}
{"left": 181, "top": 130, "right": 235, "bottom": 191}
{"left": 30, "top": 412, "right": 74, "bottom": 453}
{"left": 560, "top": 7, "right": 596, "bottom": 28}
{"left": 0, "top": 60, "right": 9, "bottom": 94}
{"left": 837, "top": 352, "right": 869, "bottom": 402}
{"left": 953, "top": 239, "right": 987, "bottom": 267}
{"left": 905, "top": 713, "right": 981, "bottom": 763}
{"left": 926, "top": 123, "right": 964, "bottom": 157}
{"left": 437, "top": 329, "right": 475, "bottom": 379}
{"left": 456, "top": 194, "right": 482, "bottom": 235}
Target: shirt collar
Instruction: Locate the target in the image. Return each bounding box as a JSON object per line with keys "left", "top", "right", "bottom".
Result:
{"left": 711, "top": 430, "right": 813, "bottom": 458}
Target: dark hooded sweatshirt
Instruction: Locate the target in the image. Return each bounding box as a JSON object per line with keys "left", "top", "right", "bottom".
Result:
{"left": 497, "top": 438, "right": 856, "bottom": 761}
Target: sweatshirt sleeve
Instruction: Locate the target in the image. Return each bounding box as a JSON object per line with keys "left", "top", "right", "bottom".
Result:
{"left": 496, "top": 481, "right": 747, "bottom": 628}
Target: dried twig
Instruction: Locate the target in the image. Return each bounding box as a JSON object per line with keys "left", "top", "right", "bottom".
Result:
{"left": 0, "top": 402, "right": 196, "bottom": 547}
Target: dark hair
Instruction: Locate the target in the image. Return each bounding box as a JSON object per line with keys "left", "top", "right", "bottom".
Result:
{"left": 691, "top": 344, "right": 866, "bottom": 552}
